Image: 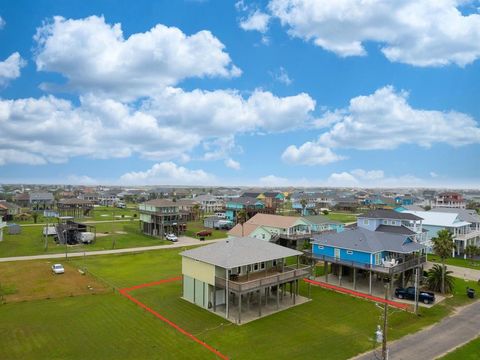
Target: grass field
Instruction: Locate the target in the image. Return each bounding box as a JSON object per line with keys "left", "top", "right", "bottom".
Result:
{"left": 325, "top": 212, "right": 358, "bottom": 224}
{"left": 0, "top": 261, "right": 109, "bottom": 303}
{"left": 185, "top": 220, "right": 228, "bottom": 240}
{"left": 0, "top": 221, "right": 170, "bottom": 258}
{"left": 10, "top": 206, "right": 139, "bottom": 225}
{"left": 440, "top": 337, "right": 480, "bottom": 359}
{"left": 427, "top": 254, "right": 480, "bottom": 270}
{"left": 1, "top": 248, "right": 479, "bottom": 359}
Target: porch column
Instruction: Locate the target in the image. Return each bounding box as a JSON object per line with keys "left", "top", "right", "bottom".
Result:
{"left": 213, "top": 286, "right": 216, "bottom": 312}
{"left": 293, "top": 281, "right": 296, "bottom": 305}
{"left": 238, "top": 294, "right": 242, "bottom": 324}
{"left": 276, "top": 284, "right": 280, "bottom": 310}
{"left": 389, "top": 275, "right": 394, "bottom": 299}
{"left": 402, "top": 272, "right": 405, "bottom": 288}
{"left": 258, "top": 289, "right": 262, "bottom": 317}
{"left": 353, "top": 268, "right": 356, "bottom": 290}
{"left": 338, "top": 265, "right": 343, "bottom": 286}
{"left": 226, "top": 269, "right": 230, "bottom": 319}
{"left": 324, "top": 261, "right": 328, "bottom": 283}
{"left": 369, "top": 271, "right": 372, "bottom": 295}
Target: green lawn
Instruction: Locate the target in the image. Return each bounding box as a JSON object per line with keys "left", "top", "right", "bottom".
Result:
{"left": 427, "top": 254, "right": 480, "bottom": 270}
{"left": 185, "top": 220, "right": 228, "bottom": 240}
{"left": 325, "top": 212, "right": 357, "bottom": 224}
{"left": 9, "top": 206, "right": 139, "bottom": 225}
{"left": 1, "top": 248, "right": 479, "bottom": 359}
{"left": 440, "top": 337, "right": 480, "bottom": 359}
{"left": 0, "top": 221, "right": 170, "bottom": 258}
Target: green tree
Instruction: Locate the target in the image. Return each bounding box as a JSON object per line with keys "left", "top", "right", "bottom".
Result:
{"left": 32, "top": 212, "right": 38, "bottom": 224}
{"left": 423, "top": 205, "right": 431, "bottom": 211}
{"left": 300, "top": 198, "right": 308, "bottom": 216}
{"left": 431, "top": 229, "right": 455, "bottom": 294}
{"left": 192, "top": 203, "right": 200, "bottom": 221}
{"left": 465, "top": 244, "right": 479, "bottom": 259}
{"left": 426, "top": 264, "right": 454, "bottom": 294}
{"left": 237, "top": 209, "right": 247, "bottom": 237}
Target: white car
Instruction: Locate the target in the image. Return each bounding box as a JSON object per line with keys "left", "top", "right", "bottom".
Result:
{"left": 165, "top": 233, "right": 178, "bottom": 242}
{"left": 51, "top": 264, "right": 65, "bottom": 274}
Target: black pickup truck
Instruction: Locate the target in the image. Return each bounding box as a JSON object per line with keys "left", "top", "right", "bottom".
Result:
{"left": 395, "top": 287, "right": 435, "bottom": 304}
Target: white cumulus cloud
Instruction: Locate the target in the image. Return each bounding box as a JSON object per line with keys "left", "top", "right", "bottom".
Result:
{"left": 269, "top": 0, "right": 480, "bottom": 66}
{"left": 0, "top": 52, "right": 26, "bottom": 87}
{"left": 34, "top": 15, "right": 241, "bottom": 99}
{"left": 225, "top": 158, "right": 241, "bottom": 170}
{"left": 281, "top": 141, "right": 345, "bottom": 165}
{"left": 283, "top": 86, "right": 480, "bottom": 166}
{"left": 240, "top": 10, "right": 271, "bottom": 33}
{"left": 120, "top": 162, "right": 214, "bottom": 185}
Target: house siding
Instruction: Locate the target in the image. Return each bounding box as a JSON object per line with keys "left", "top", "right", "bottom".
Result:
{"left": 312, "top": 244, "right": 372, "bottom": 265}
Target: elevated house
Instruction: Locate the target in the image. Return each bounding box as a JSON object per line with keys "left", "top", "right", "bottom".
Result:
{"left": 0, "top": 201, "right": 21, "bottom": 221}
{"left": 78, "top": 192, "right": 100, "bottom": 204}
{"left": 14, "top": 192, "right": 55, "bottom": 209}
{"left": 402, "top": 210, "right": 478, "bottom": 256}
{"left": 357, "top": 209, "right": 427, "bottom": 245}
{"left": 228, "top": 213, "right": 314, "bottom": 249}
{"left": 225, "top": 197, "right": 270, "bottom": 222}
{"left": 176, "top": 199, "right": 200, "bottom": 222}
{"left": 203, "top": 216, "right": 233, "bottom": 229}
{"left": 434, "top": 192, "right": 466, "bottom": 209}
{"left": 57, "top": 198, "right": 94, "bottom": 218}
{"left": 311, "top": 227, "right": 426, "bottom": 298}
{"left": 180, "top": 237, "right": 311, "bottom": 324}
{"left": 139, "top": 199, "right": 185, "bottom": 238}
{"left": 304, "top": 215, "right": 344, "bottom": 233}
{"left": 431, "top": 208, "right": 480, "bottom": 246}
{"left": 193, "top": 194, "right": 224, "bottom": 213}
{"left": 262, "top": 192, "right": 285, "bottom": 209}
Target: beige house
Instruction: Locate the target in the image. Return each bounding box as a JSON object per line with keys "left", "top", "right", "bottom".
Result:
{"left": 180, "top": 237, "right": 311, "bottom": 324}
{"left": 228, "top": 213, "right": 313, "bottom": 249}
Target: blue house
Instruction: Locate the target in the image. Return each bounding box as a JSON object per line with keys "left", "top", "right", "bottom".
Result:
{"left": 303, "top": 215, "right": 344, "bottom": 233}
{"left": 225, "top": 197, "right": 265, "bottom": 222}
{"left": 311, "top": 227, "right": 426, "bottom": 297}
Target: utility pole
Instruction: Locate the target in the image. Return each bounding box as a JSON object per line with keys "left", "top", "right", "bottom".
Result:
{"left": 382, "top": 283, "right": 389, "bottom": 360}
{"left": 414, "top": 267, "right": 419, "bottom": 315}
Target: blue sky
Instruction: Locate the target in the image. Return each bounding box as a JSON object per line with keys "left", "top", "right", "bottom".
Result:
{"left": 0, "top": 0, "right": 479, "bottom": 187}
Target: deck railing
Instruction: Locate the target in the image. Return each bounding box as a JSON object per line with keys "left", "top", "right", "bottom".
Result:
{"left": 215, "top": 265, "right": 311, "bottom": 293}
{"left": 307, "top": 252, "right": 426, "bottom": 275}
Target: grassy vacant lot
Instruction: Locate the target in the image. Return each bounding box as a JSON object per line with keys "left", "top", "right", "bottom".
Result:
{"left": 1, "top": 249, "right": 479, "bottom": 359}
{"left": 185, "top": 220, "right": 228, "bottom": 240}
{"left": 326, "top": 212, "right": 358, "bottom": 224}
{"left": 0, "top": 261, "right": 109, "bottom": 303}
{"left": 10, "top": 206, "right": 139, "bottom": 225}
{"left": 0, "top": 221, "right": 170, "bottom": 258}
{"left": 428, "top": 254, "right": 480, "bottom": 270}
{"left": 441, "top": 337, "right": 480, "bottom": 359}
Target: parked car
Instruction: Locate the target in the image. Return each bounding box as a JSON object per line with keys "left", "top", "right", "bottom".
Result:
{"left": 395, "top": 287, "right": 435, "bottom": 304}
{"left": 51, "top": 263, "right": 65, "bottom": 274}
{"left": 165, "top": 233, "right": 178, "bottom": 242}
{"left": 196, "top": 230, "right": 212, "bottom": 237}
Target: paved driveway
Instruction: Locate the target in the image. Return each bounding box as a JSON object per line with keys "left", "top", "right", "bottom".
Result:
{"left": 425, "top": 261, "right": 480, "bottom": 282}
{"left": 352, "top": 300, "right": 480, "bottom": 360}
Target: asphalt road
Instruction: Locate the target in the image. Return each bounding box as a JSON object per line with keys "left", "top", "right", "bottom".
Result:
{"left": 425, "top": 261, "right": 480, "bottom": 282}
{"left": 0, "top": 236, "right": 221, "bottom": 262}
{"left": 353, "top": 300, "right": 480, "bottom": 360}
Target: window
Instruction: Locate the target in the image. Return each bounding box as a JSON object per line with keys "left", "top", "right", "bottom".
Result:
{"left": 254, "top": 263, "right": 258, "bottom": 271}
{"left": 346, "top": 250, "right": 353, "bottom": 255}
{"left": 383, "top": 220, "right": 387, "bottom": 225}
{"left": 260, "top": 262, "right": 265, "bottom": 269}
{"left": 237, "top": 267, "right": 242, "bottom": 275}
{"left": 272, "top": 260, "right": 277, "bottom": 266}
{"left": 334, "top": 248, "right": 341, "bottom": 259}
{"left": 317, "top": 245, "right": 324, "bottom": 250}
{"left": 363, "top": 219, "right": 369, "bottom": 225}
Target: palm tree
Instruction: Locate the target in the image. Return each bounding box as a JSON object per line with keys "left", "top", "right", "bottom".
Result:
{"left": 426, "top": 264, "right": 454, "bottom": 294}
{"left": 237, "top": 209, "right": 247, "bottom": 237}
{"left": 465, "top": 244, "right": 479, "bottom": 259}
{"left": 300, "top": 198, "right": 308, "bottom": 216}
{"left": 431, "top": 229, "right": 455, "bottom": 294}
{"left": 192, "top": 203, "right": 200, "bottom": 221}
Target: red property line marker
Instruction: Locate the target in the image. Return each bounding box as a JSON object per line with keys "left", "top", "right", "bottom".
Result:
{"left": 303, "top": 278, "right": 410, "bottom": 310}
{"left": 119, "top": 277, "right": 229, "bottom": 360}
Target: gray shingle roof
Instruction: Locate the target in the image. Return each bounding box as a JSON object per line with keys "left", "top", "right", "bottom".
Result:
{"left": 360, "top": 209, "right": 423, "bottom": 221}
{"left": 312, "top": 228, "right": 424, "bottom": 254}
{"left": 180, "top": 237, "right": 301, "bottom": 269}
{"left": 375, "top": 225, "right": 416, "bottom": 235}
